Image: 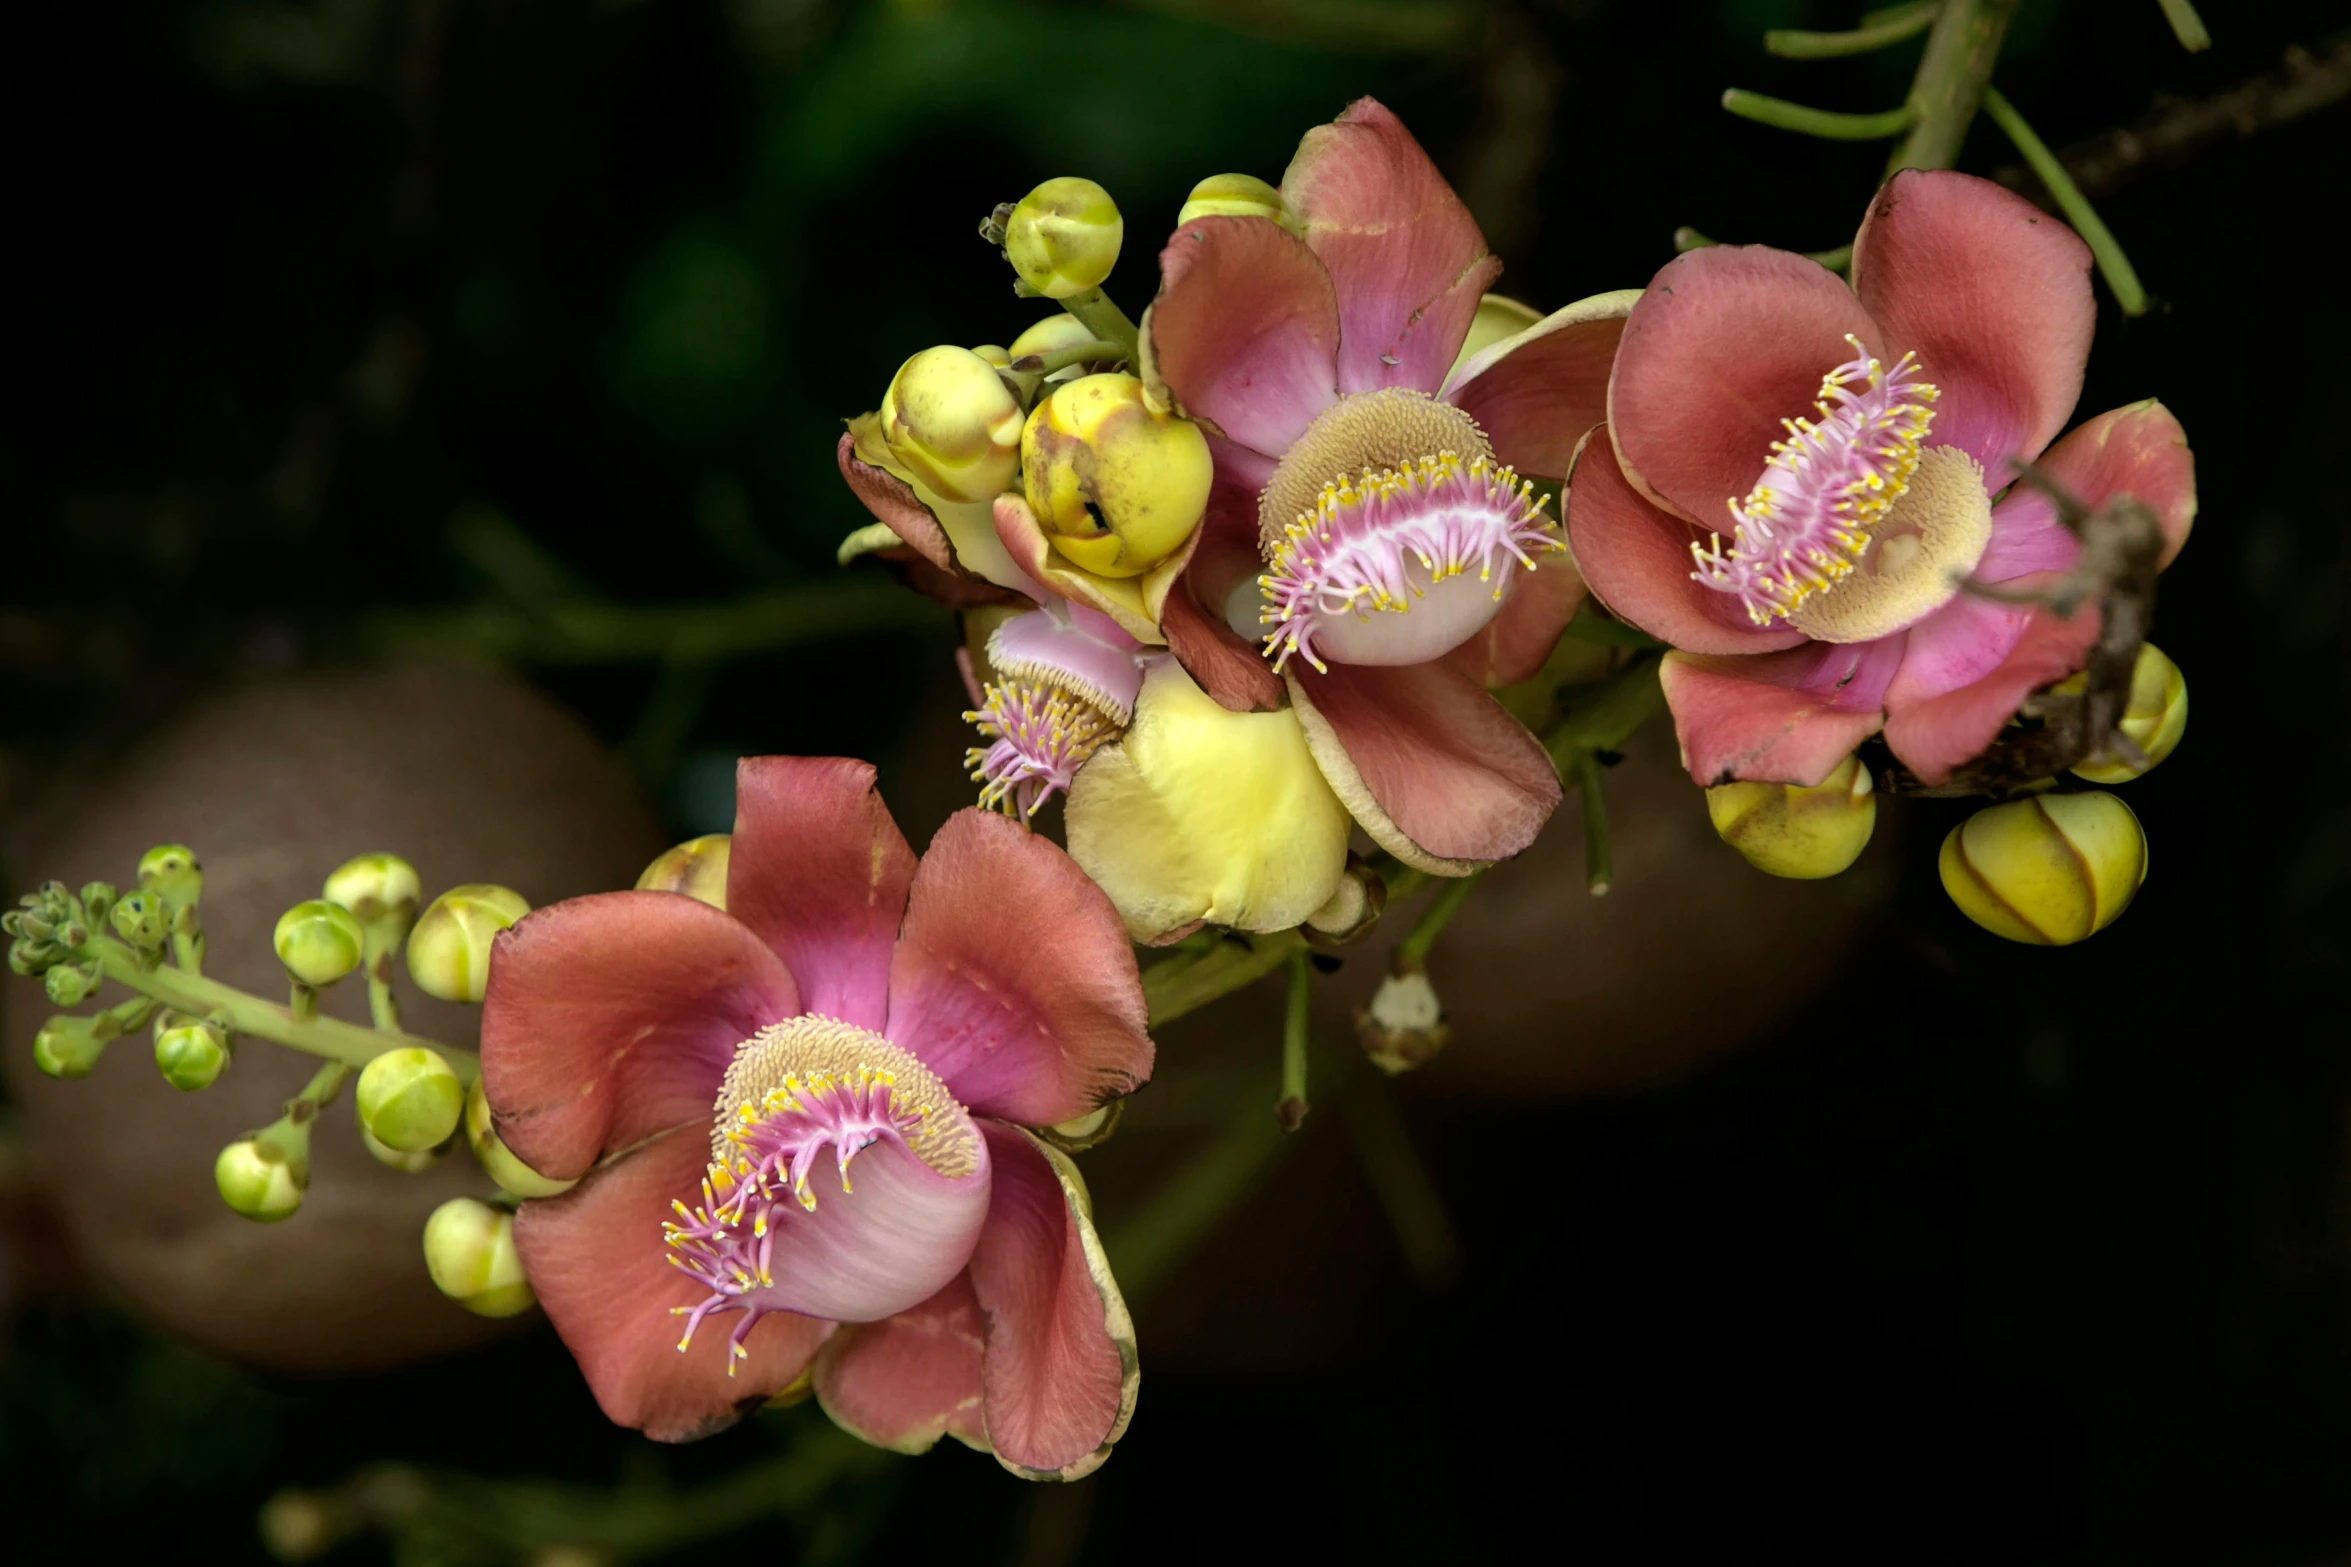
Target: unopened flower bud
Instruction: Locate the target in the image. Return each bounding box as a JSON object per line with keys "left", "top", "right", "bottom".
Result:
{"left": 78, "top": 881, "right": 117, "bottom": 923}
{"left": 1355, "top": 968, "right": 1450, "bottom": 1076}
{"left": 43, "top": 960, "right": 100, "bottom": 1007}
{"left": 1940, "top": 791, "right": 2147, "bottom": 945}
{"left": 137, "top": 843, "right": 204, "bottom": 905}
{"left": 1004, "top": 177, "right": 1123, "bottom": 299}
{"left": 405, "top": 883, "right": 530, "bottom": 1002}
{"left": 464, "top": 1077, "right": 577, "bottom": 1199}
{"left": 362, "top": 1123, "right": 443, "bottom": 1172}
{"left": 216, "top": 1136, "right": 306, "bottom": 1223}
{"left": 154, "top": 1012, "right": 231, "bottom": 1092}
{"left": 422, "top": 1197, "right": 536, "bottom": 1318}
{"left": 322, "top": 852, "right": 422, "bottom": 929}
{"left": 1022, "top": 373, "right": 1211, "bottom": 578}
{"left": 2071, "top": 642, "right": 2188, "bottom": 784}
{"left": 878, "top": 346, "right": 1025, "bottom": 504}
{"left": 1302, "top": 857, "right": 1387, "bottom": 947}
{"left": 274, "top": 899, "right": 365, "bottom": 987}
{"left": 33, "top": 1016, "right": 107, "bottom": 1079}
{"left": 357, "top": 1046, "right": 464, "bottom": 1152}
{"left": 635, "top": 834, "right": 731, "bottom": 910}
{"left": 1705, "top": 753, "right": 1877, "bottom": 879}
{"left": 111, "top": 890, "right": 168, "bottom": 950}
{"left": 1176, "top": 172, "right": 1295, "bottom": 231}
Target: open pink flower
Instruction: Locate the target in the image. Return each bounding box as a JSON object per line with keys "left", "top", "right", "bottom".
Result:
{"left": 1565, "top": 170, "right": 2197, "bottom": 787}
{"left": 479, "top": 757, "right": 1152, "bottom": 1479}
{"left": 1134, "top": 98, "right": 1628, "bottom": 873}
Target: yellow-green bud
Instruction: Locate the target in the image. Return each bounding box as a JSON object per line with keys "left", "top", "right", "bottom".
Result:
{"left": 1939, "top": 791, "right": 2148, "bottom": 945}
{"left": 405, "top": 883, "right": 530, "bottom": 1002}
{"left": 464, "top": 1077, "right": 577, "bottom": 1199}
{"left": 43, "top": 960, "right": 99, "bottom": 1007}
{"left": 2071, "top": 642, "right": 2188, "bottom": 784}
{"left": 1021, "top": 373, "right": 1212, "bottom": 578}
{"left": 634, "top": 834, "right": 731, "bottom": 910}
{"left": 215, "top": 1137, "right": 305, "bottom": 1223}
{"left": 137, "top": 843, "right": 204, "bottom": 904}
{"left": 422, "top": 1197, "right": 537, "bottom": 1318}
{"left": 1004, "top": 177, "right": 1123, "bottom": 299}
{"left": 361, "top": 1123, "right": 443, "bottom": 1172}
{"left": 110, "top": 890, "right": 167, "bottom": 950}
{"left": 1705, "top": 753, "right": 1877, "bottom": 879}
{"left": 877, "top": 346, "right": 1025, "bottom": 504}
{"left": 78, "top": 881, "right": 117, "bottom": 924}
{"left": 322, "top": 852, "right": 422, "bottom": 929}
{"left": 33, "top": 1016, "right": 107, "bottom": 1079}
{"left": 273, "top": 899, "right": 365, "bottom": 987}
{"left": 356, "top": 1046, "right": 465, "bottom": 1153}
{"left": 155, "top": 1013, "right": 230, "bottom": 1092}
{"left": 1176, "top": 172, "right": 1295, "bottom": 232}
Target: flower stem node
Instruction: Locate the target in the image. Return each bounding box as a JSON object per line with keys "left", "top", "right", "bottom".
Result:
{"left": 1004, "top": 177, "right": 1124, "bottom": 300}
{"left": 878, "top": 346, "right": 1026, "bottom": 504}
{"left": 274, "top": 900, "right": 367, "bottom": 988}
{"left": 216, "top": 1136, "right": 306, "bottom": 1223}
{"left": 1176, "top": 173, "right": 1298, "bottom": 233}
{"left": 1940, "top": 791, "right": 2147, "bottom": 945}
{"left": 463, "top": 1077, "right": 578, "bottom": 1199}
{"left": 1355, "top": 967, "right": 1450, "bottom": 1076}
{"left": 110, "top": 891, "right": 168, "bottom": 951}
{"left": 155, "top": 1012, "right": 231, "bottom": 1092}
{"left": 1021, "top": 373, "right": 1212, "bottom": 578}
{"left": 2070, "top": 642, "right": 2187, "bottom": 784}
{"left": 322, "top": 853, "right": 422, "bottom": 931}
{"left": 356, "top": 1046, "right": 465, "bottom": 1153}
{"left": 405, "top": 883, "right": 531, "bottom": 1003}
{"left": 34, "top": 1016, "right": 109, "bottom": 1080}
{"left": 1705, "top": 753, "right": 1877, "bottom": 879}
{"left": 422, "top": 1197, "right": 537, "bottom": 1318}
{"left": 635, "top": 834, "right": 732, "bottom": 910}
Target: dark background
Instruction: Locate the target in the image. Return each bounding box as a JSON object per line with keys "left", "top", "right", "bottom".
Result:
{"left": 4, "top": 1, "right": 2348, "bottom": 1562}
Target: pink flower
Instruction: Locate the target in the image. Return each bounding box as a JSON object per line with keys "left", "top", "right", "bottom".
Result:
{"left": 1564, "top": 170, "right": 2198, "bottom": 787}
{"left": 479, "top": 757, "right": 1152, "bottom": 1479}
{"left": 1108, "top": 98, "right": 1627, "bottom": 874}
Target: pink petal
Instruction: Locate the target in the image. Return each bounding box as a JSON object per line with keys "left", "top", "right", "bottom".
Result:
{"left": 884, "top": 810, "right": 1153, "bottom": 1126}
{"left": 1441, "top": 290, "right": 1639, "bottom": 479}
{"left": 482, "top": 892, "right": 799, "bottom": 1182}
{"left": 1280, "top": 97, "right": 1500, "bottom": 396}
{"left": 2016, "top": 399, "right": 2195, "bottom": 569}
{"left": 729, "top": 757, "right": 916, "bottom": 1034}
{"left": 1563, "top": 425, "right": 1809, "bottom": 657}
{"left": 1162, "top": 481, "right": 1284, "bottom": 712}
{"left": 1975, "top": 487, "right": 2082, "bottom": 583}
{"left": 1286, "top": 658, "right": 1562, "bottom": 873}
{"left": 1607, "top": 245, "right": 1882, "bottom": 525}
{"left": 968, "top": 1124, "right": 1136, "bottom": 1480}
{"left": 1885, "top": 592, "right": 2035, "bottom": 707}
{"left": 811, "top": 1272, "right": 987, "bottom": 1455}
{"left": 1658, "top": 638, "right": 1902, "bottom": 787}
{"left": 1447, "top": 552, "right": 1587, "bottom": 689}
{"left": 838, "top": 432, "right": 955, "bottom": 572}
{"left": 1146, "top": 215, "right": 1340, "bottom": 457}
{"left": 512, "top": 1128, "right": 831, "bottom": 1442}
{"left": 1850, "top": 170, "right": 2094, "bottom": 479}
{"left": 1880, "top": 585, "right": 2102, "bottom": 786}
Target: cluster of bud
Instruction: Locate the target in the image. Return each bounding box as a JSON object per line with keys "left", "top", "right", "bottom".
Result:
{"left": 1940, "top": 790, "right": 2147, "bottom": 945}
{"left": 422, "top": 1197, "right": 536, "bottom": 1317}
{"left": 6, "top": 881, "right": 93, "bottom": 978}
{"left": 406, "top": 884, "right": 530, "bottom": 1003}
{"left": 1705, "top": 753, "right": 1877, "bottom": 879}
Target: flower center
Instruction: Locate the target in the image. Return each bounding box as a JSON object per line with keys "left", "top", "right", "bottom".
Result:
{"left": 1252, "top": 390, "right": 1559, "bottom": 673}
{"left": 1689, "top": 337, "right": 1940, "bottom": 627}
{"left": 965, "top": 680, "right": 1117, "bottom": 817}
{"left": 663, "top": 1015, "right": 983, "bottom": 1367}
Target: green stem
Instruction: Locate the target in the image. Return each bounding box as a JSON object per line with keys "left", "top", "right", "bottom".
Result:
{"left": 1545, "top": 652, "right": 1665, "bottom": 766}
{"left": 1341, "top": 1073, "right": 1460, "bottom": 1289}
{"left": 1015, "top": 339, "right": 1123, "bottom": 374}
{"left": 290, "top": 982, "right": 318, "bottom": 1021}
{"left": 1766, "top": 0, "right": 1938, "bottom": 58}
{"left": 1277, "top": 952, "right": 1311, "bottom": 1132}
{"left": 1721, "top": 90, "right": 1918, "bottom": 141}
{"left": 1981, "top": 86, "right": 2150, "bottom": 316}
{"left": 2155, "top": 0, "right": 2210, "bottom": 52}
{"left": 1142, "top": 932, "right": 1302, "bottom": 1028}
{"left": 1393, "top": 873, "right": 1481, "bottom": 973}
{"left": 1103, "top": 1083, "right": 1288, "bottom": 1306}
{"left": 366, "top": 954, "right": 402, "bottom": 1033}
{"left": 1884, "top": 0, "right": 2019, "bottom": 174}
{"left": 1056, "top": 287, "right": 1141, "bottom": 365}
{"left": 171, "top": 903, "right": 205, "bottom": 977}
{"left": 1575, "top": 749, "right": 1614, "bottom": 897}
{"left": 82, "top": 935, "right": 469, "bottom": 1080}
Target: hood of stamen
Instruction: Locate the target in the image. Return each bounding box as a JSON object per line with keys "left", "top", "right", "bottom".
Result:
{"left": 1784, "top": 445, "right": 1992, "bottom": 643}
{"left": 1689, "top": 336, "right": 1940, "bottom": 627}
{"left": 965, "top": 679, "right": 1117, "bottom": 817}
{"left": 985, "top": 604, "right": 1145, "bottom": 724}
{"left": 1257, "top": 389, "right": 1492, "bottom": 548}
{"left": 711, "top": 1015, "right": 977, "bottom": 1178}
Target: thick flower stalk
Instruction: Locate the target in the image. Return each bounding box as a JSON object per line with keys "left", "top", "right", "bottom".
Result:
{"left": 1564, "top": 170, "right": 2198, "bottom": 788}
{"left": 478, "top": 757, "right": 1152, "bottom": 1478}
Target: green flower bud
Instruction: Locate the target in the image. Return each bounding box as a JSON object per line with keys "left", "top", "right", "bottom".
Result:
{"left": 634, "top": 834, "right": 731, "bottom": 910}
{"left": 137, "top": 844, "right": 204, "bottom": 905}
{"left": 7, "top": 938, "right": 56, "bottom": 977}
{"left": 877, "top": 345, "right": 1026, "bottom": 504}
{"left": 1007, "top": 312, "right": 1108, "bottom": 375}
{"left": 78, "top": 881, "right": 117, "bottom": 924}
{"left": 464, "top": 1077, "right": 578, "bottom": 1198}
{"left": 110, "top": 890, "right": 168, "bottom": 950}
{"left": 405, "top": 883, "right": 530, "bottom": 1003}
{"left": 154, "top": 1012, "right": 231, "bottom": 1092}
{"left": 1176, "top": 172, "right": 1297, "bottom": 232}
{"left": 1705, "top": 753, "right": 1877, "bottom": 879}
{"left": 33, "top": 1016, "right": 108, "bottom": 1079}
{"left": 422, "top": 1197, "right": 537, "bottom": 1318}
{"left": 1004, "top": 177, "right": 1123, "bottom": 299}
{"left": 361, "top": 1123, "right": 443, "bottom": 1172}
{"left": 2071, "top": 642, "right": 2188, "bottom": 784}
{"left": 1939, "top": 791, "right": 2148, "bottom": 945}
{"left": 274, "top": 899, "right": 366, "bottom": 987}
{"left": 356, "top": 1046, "right": 465, "bottom": 1153}
{"left": 1021, "top": 372, "right": 1212, "bottom": 578}
{"left": 215, "top": 1136, "right": 306, "bottom": 1223}
{"left": 322, "top": 852, "right": 423, "bottom": 930}
{"left": 43, "top": 960, "right": 100, "bottom": 1007}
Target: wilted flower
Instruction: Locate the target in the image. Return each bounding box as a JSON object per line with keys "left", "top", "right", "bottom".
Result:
{"left": 480, "top": 758, "right": 1151, "bottom": 1477}
{"left": 1565, "top": 171, "right": 2198, "bottom": 788}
